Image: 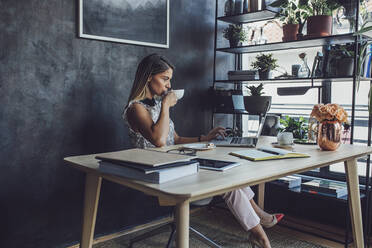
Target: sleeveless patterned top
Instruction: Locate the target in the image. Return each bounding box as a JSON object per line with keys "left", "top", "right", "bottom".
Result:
{"left": 123, "top": 98, "right": 175, "bottom": 148}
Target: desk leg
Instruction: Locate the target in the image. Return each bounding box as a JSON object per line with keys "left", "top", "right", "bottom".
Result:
{"left": 344, "top": 159, "right": 364, "bottom": 248}
{"left": 175, "top": 200, "right": 190, "bottom": 248}
{"left": 81, "top": 173, "right": 102, "bottom": 248}
{"left": 257, "top": 183, "right": 265, "bottom": 209}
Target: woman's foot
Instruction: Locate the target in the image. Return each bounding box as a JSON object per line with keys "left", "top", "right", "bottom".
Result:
{"left": 250, "top": 224, "right": 272, "bottom": 248}
{"left": 260, "top": 213, "right": 284, "bottom": 228}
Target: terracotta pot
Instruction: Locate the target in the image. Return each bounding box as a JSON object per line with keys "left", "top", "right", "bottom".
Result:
{"left": 317, "top": 120, "right": 342, "bottom": 151}
{"left": 307, "top": 15, "right": 332, "bottom": 37}
{"left": 283, "top": 24, "right": 299, "bottom": 42}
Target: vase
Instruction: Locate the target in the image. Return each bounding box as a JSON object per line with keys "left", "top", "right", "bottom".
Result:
{"left": 317, "top": 120, "right": 342, "bottom": 151}
{"left": 298, "top": 56, "right": 310, "bottom": 78}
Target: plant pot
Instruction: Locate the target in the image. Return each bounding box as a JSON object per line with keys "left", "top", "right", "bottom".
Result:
{"left": 258, "top": 69, "right": 270, "bottom": 80}
{"left": 317, "top": 120, "right": 342, "bottom": 151}
{"left": 337, "top": 57, "right": 354, "bottom": 77}
{"left": 307, "top": 15, "right": 332, "bottom": 37}
{"left": 229, "top": 38, "right": 240, "bottom": 48}
{"left": 243, "top": 95, "right": 272, "bottom": 114}
{"left": 282, "top": 24, "right": 299, "bottom": 42}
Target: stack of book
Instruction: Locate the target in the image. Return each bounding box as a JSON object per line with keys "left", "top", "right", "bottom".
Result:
{"left": 228, "top": 70, "right": 258, "bottom": 80}
{"left": 275, "top": 175, "right": 302, "bottom": 189}
{"left": 96, "top": 149, "right": 199, "bottom": 184}
{"left": 301, "top": 178, "right": 348, "bottom": 198}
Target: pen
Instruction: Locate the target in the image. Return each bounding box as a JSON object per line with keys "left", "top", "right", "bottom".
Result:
{"left": 257, "top": 148, "right": 280, "bottom": 155}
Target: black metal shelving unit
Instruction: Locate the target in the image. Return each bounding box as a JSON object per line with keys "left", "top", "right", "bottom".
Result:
{"left": 212, "top": 0, "right": 371, "bottom": 247}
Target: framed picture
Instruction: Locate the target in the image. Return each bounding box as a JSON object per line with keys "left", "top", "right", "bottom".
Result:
{"left": 78, "top": 0, "right": 169, "bottom": 48}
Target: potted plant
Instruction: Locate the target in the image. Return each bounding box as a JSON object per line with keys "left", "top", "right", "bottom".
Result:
{"left": 223, "top": 24, "right": 247, "bottom": 48}
{"left": 328, "top": 44, "right": 355, "bottom": 77}
{"left": 243, "top": 83, "right": 272, "bottom": 114}
{"left": 269, "top": 0, "right": 309, "bottom": 41}
{"left": 302, "top": 0, "right": 341, "bottom": 37}
{"left": 278, "top": 115, "right": 308, "bottom": 140}
{"left": 251, "top": 53, "right": 278, "bottom": 79}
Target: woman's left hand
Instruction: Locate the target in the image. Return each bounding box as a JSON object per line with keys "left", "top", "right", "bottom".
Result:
{"left": 202, "top": 126, "right": 226, "bottom": 141}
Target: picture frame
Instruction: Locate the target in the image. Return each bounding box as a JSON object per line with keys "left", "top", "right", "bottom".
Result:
{"left": 78, "top": 0, "right": 169, "bottom": 48}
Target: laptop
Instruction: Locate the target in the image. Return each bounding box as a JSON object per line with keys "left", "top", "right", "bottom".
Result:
{"left": 212, "top": 114, "right": 266, "bottom": 148}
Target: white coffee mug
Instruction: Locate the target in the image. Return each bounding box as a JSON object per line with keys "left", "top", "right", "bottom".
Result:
{"left": 172, "top": 89, "right": 184, "bottom": 100}
{"left": 277, "top": 132, "right": 294, "bottom": 145}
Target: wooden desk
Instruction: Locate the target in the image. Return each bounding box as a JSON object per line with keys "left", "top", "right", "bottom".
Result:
{"left": 64, "top": 137, "right": 372, "bottom": 248}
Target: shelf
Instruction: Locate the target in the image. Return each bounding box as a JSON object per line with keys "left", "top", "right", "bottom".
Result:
{"left": 217, "top": 9, "right": 278, "bottom": 24}
{"left": 217, "top": 34, "right": 358, "bottom": 54}
{"left": 213, "top": 109, "right": 249, "bottom": 115}
{"left": 214, "top": 77, "right": 372, "bottom": 84}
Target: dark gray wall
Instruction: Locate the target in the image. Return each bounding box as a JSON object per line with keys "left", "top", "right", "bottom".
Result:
{"left": 0, "top": 0, "right": 216, "bottom": 247}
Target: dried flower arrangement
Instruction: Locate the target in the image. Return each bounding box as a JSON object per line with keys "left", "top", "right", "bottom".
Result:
{"left": 310, "top": 103, "right": 348, "bottom": 123}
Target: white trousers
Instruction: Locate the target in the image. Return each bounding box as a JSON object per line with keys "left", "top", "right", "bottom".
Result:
{"left": 223, "top": 186, "right": 260, "bottom": 231}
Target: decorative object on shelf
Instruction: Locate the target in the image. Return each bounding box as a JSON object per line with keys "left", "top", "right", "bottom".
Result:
{"left": 278, "top": 115, "right": 308, "bottom": 140}
{"left": 327, "top": 44, "right": 355, "bottom": 77}
{"left": 310, "top": 103, "right": 348, "bottom": 151}
{"left": 298, "top": 52, "right": 311, "bottom": 78}
{"left": 223, "top": 24, "right": 247, "bottom": 47}
{"left": 250, "top": 0, "right": 263, "bottom": 11}
{"left": 224, "top": 0, "right": 236, "bottom": 16}
{"left": 243, "top": 0, "right": 249, "bottom": 13}
{"left": 235, "top": 0, "right": 243, "bottom": 14}
{"left": 269, "top": 0, "right": 309, "bottom": 41}
{"left": 78, "top": 0, "right": 170, "bottom": 48}
{"left": 244, "top": 83, "right": 272, "bottom": 114}
{"left": 211, "top": 87, "right": 243, "bottom": 112}
{"left": 228, "top": 70, "right": 258, "bottom": 80}
{"left": 291, "top": 64, "right": 301, "bottom": 77}
{"left": 312, "top": 51, "right": 324, "bottom": 78}
{"left": 303, "top": 0, "right": 341, "bottom": 38}
{"left": 251, "top": 53, "right": 278, "bottom": 79}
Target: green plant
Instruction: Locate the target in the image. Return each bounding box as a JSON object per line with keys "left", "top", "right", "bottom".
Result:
{"left": 223, "top": 24, "right": 247, "bottom": 42}
{"left": 301, "top": 0, "right": 341, "bottom": 16}
{"left": 246, "top": 83, "right": 265, "bottom": 96}
{"left": 329, "top": 43, "right": 355, "bottom": 59}
{"left": 270, "top": 0, "right": 309, "bottom": 33}
{"left": 251, "top": 53, "right": 278, "bottom": 72}
{"left": 278, "top": 116, "right": 308, "bottom": 139}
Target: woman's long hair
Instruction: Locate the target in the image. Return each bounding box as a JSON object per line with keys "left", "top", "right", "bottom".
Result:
{"left": 127, "top": 54, "right": 175, "bottom": 104}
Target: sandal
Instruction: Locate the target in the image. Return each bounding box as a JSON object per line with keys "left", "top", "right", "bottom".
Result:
{"left": 260, "top": 213, "right": 284, "bottom": 228}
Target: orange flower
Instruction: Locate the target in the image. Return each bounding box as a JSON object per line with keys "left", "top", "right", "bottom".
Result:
{"left": 310, "top": 103, "right": 348, "bottom": 123}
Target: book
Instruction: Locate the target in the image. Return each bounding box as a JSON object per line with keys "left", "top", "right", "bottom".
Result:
{"left": 275, "top": 175, "right": 302, "bottom": 188}
{"left": 229, "top": 146, "right": 309, "bottom": 161}
{"left": 301, "top": 179, "right": 348, "bottom": 198}
{"left": 98, "top": 159, "right": 198, "bottom": 174}
{"left": 95, "top": 148, "right": 194, "bottom": 167}
{"left": 194, "top": 158, "right": 240, "bottom": 171}
{"left": 98, "top": 160, "right": 199, "bottom": 184}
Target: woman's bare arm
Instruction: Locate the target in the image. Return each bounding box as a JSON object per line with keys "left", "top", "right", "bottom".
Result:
{"left": 127, "top": 103, "right": 171, "bottom": 147}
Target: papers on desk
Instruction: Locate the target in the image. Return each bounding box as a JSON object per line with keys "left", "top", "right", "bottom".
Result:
{"left": 96, "top": 148, "right": 199, "bottom": 184}
{"left": 229, "top": 146, "right": 309, "bottom": 161}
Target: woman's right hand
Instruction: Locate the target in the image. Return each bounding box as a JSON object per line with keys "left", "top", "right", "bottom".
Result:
{"left": 162, "top": 91, "right": 178, "bottom": 108}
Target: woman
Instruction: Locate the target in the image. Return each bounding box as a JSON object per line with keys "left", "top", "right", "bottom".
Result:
{"left": 123, "top": 54, "right": 283, "bottom": 248}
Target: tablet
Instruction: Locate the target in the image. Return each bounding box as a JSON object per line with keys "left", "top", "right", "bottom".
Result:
{"left": 192, "top": 158, "right": 240, "bottom": 171}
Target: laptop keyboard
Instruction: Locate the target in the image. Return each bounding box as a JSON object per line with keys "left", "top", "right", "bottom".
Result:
{"left": 231, "top": 137, "right": 242, "bottom": 144}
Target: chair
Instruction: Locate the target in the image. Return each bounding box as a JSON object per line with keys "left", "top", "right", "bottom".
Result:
{"left": 129, "top": 198, "right": 221, "bottom": 248}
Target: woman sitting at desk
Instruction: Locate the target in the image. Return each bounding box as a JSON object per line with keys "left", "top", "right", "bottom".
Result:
{"left": 123, "top": 53, "right": 283, "bottom": 248}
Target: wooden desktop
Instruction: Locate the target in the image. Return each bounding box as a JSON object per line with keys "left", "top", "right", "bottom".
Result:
{"left": 64, "top": 136, "right": 372, "bottom": 248}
